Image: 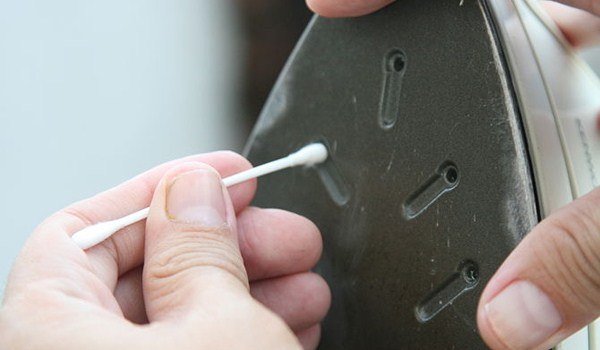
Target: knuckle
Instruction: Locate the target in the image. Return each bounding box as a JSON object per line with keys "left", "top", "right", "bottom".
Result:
{"left": 146, "top": 228, "right": 248, "bottom": 289}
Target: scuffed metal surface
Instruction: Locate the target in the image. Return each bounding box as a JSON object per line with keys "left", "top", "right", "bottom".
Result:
{"left": 244, "top": 0, "right": 539, "bottom": 348}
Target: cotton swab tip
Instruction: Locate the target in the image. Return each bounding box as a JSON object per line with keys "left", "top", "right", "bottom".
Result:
{"left": 288, "top": 143, "right": 328, "bottom": 167}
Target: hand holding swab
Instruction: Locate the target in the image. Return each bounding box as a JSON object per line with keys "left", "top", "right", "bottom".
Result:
{"left": 72, "top": 143, "right": 328, "bottom": 250}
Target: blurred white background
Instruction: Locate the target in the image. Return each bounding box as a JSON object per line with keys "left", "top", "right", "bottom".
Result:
{"left": 0, "top": 1, "right": 599, "bottom": 298}
{"left": 0, "top": 0, "right": 244, "bottom": 294}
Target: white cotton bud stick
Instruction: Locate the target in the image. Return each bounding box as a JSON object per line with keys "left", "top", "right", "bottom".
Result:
{"left": 72, "top": 143, "right": 328, "bottom": 250}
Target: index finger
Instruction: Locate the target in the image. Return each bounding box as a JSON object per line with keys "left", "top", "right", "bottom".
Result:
{"left": 558, "top": 0, "right": 600, "bottom": 16}
{"left": 542, "top": 1, "right": 600, "bottom": 48}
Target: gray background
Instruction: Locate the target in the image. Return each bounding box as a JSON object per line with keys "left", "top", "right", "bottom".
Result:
{"left": 0, "top": 0, "right": 243, "bottom": 295}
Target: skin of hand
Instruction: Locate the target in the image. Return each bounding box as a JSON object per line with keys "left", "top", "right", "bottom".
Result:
{"left": 0, "top": 152, "right": 331, "bottom": 350}
{"left": 542, "top": 1, "right": 600, "bottom": 48}
{"left": 307, "top": 0, "right": 600, "bottom": 349}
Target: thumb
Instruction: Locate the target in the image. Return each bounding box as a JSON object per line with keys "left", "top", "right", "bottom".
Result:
{"left": 143, "top": 162, "right": 249, "bottom": 321}
{"left": 477, "top": 188, "right": 600, "bottom": 349}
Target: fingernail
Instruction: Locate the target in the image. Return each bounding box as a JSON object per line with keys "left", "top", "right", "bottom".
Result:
{"left": 485, "top": 281, "right": 561, "bottom": 349}
{"left": 166, "top": 169, "right": 227, "bottom": 226}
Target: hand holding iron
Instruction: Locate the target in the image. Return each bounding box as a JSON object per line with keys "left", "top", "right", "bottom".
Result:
{"left": 308, "top": 0, "right": 600, "bottom": 349}
{"left": 307, "top": 0, "right": 600, "bottom": 49}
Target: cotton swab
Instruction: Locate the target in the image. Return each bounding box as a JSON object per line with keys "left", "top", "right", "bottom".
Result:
{"left": 72, "top": 143, "right": 328, "bottom": 250}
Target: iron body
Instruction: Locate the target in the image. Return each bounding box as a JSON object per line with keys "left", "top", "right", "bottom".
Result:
{"left": 244, "top": 0, "right": 600, "bottom": 348}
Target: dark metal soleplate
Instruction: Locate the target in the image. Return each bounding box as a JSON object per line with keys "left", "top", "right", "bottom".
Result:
{"left": 244, "top": 0, "right": 538, "bottom": 348}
